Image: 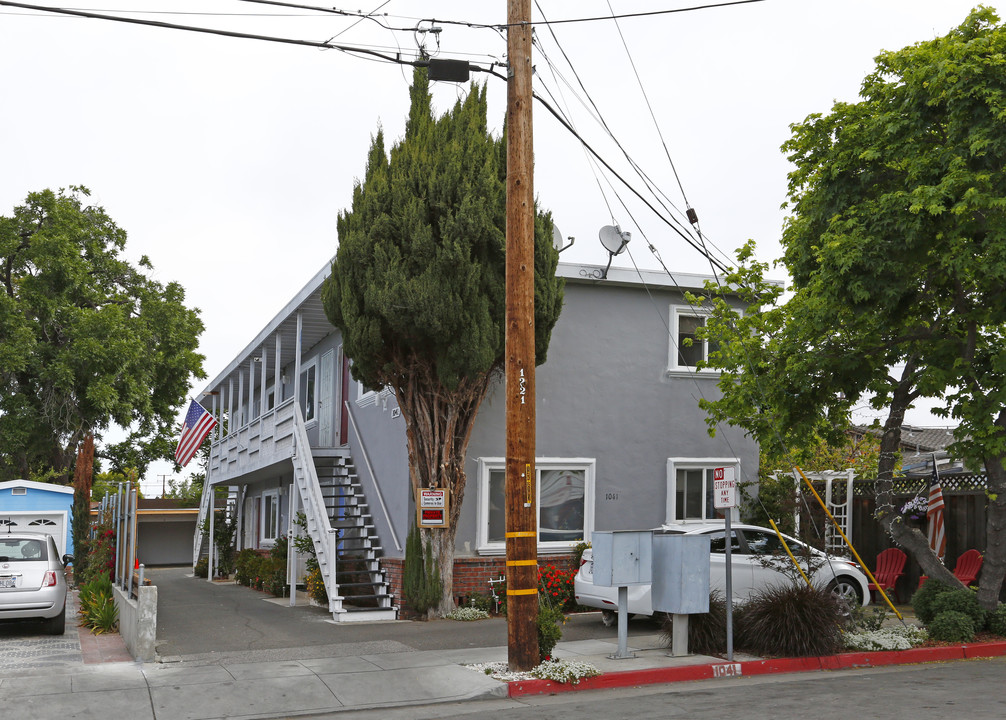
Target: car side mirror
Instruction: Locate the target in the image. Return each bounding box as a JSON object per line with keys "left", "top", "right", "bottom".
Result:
{"left": 62, "top": 554, "right": 74, "bottom": 567}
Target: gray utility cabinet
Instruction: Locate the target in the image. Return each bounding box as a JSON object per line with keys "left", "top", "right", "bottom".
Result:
{"left": 651, "top": 534, "right": 711, "bottom": 614}
{"left": 590, "top": 530, "right": 652, "bottom": 587}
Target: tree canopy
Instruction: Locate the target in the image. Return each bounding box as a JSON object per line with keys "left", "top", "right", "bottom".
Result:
{"left": 0, "top": 187, "right": 205, "bottom": 481}
{"left": 698, "top": 8, "right": 1006, "bottom": 608}
{"left": 322, "top": 69, "right": 564, "bottom": 612}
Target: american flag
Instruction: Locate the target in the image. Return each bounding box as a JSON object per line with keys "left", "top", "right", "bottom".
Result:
{"left": 927, "top": 454, "right": 947, "bottom": 562}
{"left": 174, "top": 399, "right": 217, "bottom": 468}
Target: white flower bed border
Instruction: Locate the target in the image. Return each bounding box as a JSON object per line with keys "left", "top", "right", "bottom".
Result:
{"left": 466, "top": 659, "right": 601, "bottom": 684}
{"left": 843, "top": 625, "right": 928, "bottom": 652}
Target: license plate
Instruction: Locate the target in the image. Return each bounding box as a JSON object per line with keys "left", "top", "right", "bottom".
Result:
{"left": 0, "top": 577, "right": 15, "bottom": 589}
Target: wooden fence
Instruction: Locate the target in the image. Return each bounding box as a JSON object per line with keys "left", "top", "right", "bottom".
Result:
{"left": 810, "top": 474, "right": 998, "bottom": 601}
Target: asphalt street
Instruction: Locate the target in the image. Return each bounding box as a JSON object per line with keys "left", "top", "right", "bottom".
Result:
{"left": 327, "top": 656, "right": 1006, "bottom": 720}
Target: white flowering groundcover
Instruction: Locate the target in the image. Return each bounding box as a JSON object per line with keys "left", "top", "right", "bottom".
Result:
{"left": 445, "top": 607, "right": 490, "bottom": 621}
{"left": 843, "top": 625, "right": 928, "bottom": 652}
{"left": 466, "top": 659, "right": 601, "bottom": 684}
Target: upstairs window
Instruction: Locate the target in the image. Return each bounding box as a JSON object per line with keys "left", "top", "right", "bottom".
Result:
{"left": 668, "top": 306, "right": 720, "bottom": 373}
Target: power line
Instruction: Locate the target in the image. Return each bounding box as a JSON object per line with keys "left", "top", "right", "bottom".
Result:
{"left": 313, "top": 0, "right": 770, "bottom": 31}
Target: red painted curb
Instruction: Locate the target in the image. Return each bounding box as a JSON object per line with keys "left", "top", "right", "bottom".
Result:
{"left": 506, "top": 641, "right": 1006, "bottom": 698}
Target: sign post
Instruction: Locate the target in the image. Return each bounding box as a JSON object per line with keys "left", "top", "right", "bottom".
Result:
{"left": 713, "top": 466, "right": 737, "bottom": 661}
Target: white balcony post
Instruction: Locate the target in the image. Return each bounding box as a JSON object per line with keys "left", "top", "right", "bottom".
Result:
{"left": 328, "top": 527, "right": 338, "bottom": 611}
{"left": 274, "top": 333, "right": 283, "bottom": 403}
{"left": 237, "top": 370, "right": 244, "bottom": 429}
{"left": 228, "top": 378, "right": 235, "bottom": 437}
{"left": 260, "top": 351, "right": 268, "bottom": 417}
{"left": 288, "top": 481, "right": 298, "bottom": 606}
{"left": 293, "top": 311, "right": 303, "bottom": 412}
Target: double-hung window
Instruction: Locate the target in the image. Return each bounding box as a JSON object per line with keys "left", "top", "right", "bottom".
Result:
{"left": 666, "top": 458, "right": 739, "bottom": 522}
{"left": 668, "top": 305, "right": 719, "bottom": 373}
{"left": 478, "top": 458, "right": 594, "bottom": 554}
{"left": 261, "top": 491, "right": 280, "bottom": 545}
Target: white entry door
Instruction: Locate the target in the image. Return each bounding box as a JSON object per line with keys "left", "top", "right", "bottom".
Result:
{"left": 318, "top": 348, "right": 335, "bottom": 447}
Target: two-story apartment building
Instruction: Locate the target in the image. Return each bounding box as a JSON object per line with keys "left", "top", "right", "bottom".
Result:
{"left": 193, "top": 260, "right": 759, "bottom": 621}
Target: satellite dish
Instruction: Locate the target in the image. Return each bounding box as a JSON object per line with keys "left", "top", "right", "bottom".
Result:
{"left": 552, "top": 224, "right": 574, "bottom": 253}
{"left": 599, "top": 225, "right": 629, "bottom": 256}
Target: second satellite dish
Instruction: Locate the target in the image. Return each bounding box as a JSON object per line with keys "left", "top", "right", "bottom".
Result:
{"left": 599, "top": 225, "right": 630, "bottom": 256}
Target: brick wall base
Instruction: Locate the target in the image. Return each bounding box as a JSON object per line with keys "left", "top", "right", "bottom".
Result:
{"left": 381, "top": 554, "right": 578, "bottom": 614}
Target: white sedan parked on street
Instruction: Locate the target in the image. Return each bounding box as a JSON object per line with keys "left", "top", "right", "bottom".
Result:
{"left": 574, "top": 523, "right": 870, "bottom": 625}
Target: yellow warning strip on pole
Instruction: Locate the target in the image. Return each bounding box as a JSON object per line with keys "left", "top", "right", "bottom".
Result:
{"left": 505, "top": 531, "right": 536, "bottom": 539}
{"left": 507, "top": 588, "right": 538, "bottom": 596}
{"left": 794, "top": 465, "right": 903, "bottom": 622}
{"left": 506, "top": 559, "right": 537, "bottom": 566}
{"left": 768, "top": 518, "right": 813, "bottom": 588}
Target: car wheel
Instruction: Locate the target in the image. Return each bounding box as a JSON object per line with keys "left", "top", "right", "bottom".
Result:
{"left": 601, "top": 610, "right": 617, "bottom": 627}
{"left": 44, "top": 605, "right": 66, "bottom": 636}
{"left": 828, "top": 576, "right": 863, "bottom": 607}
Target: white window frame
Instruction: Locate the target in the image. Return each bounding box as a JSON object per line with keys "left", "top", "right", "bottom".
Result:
{"left": 299, "top": 359, "right": 318, "bottom": 424}
{"left": 667, "top": 304, "right": 719, "bottom": 376}
{"left": 356, "top": 381, "right": 394, "bottom": 409}
{"left": 476, "top": 457, "right": 595, "bottom": 555}
{"left": 665, "top": 457, "right": 740, "bottom": 524}
{"left": 261, "top": 490, "right": 281, "bottom": 545}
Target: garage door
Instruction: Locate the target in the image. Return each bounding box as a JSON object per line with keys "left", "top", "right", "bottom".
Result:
{"left": 1, "top": 513, "right": 68, "bottom": 557}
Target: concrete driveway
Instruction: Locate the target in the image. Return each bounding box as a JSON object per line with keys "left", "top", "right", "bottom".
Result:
{"left": 150, "top": 565, "right": 659, "bottom": 662}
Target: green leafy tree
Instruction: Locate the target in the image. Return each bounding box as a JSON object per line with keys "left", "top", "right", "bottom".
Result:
{"left": 698, "top": 8, "right": 1006, "bottom": 609}
{"left": 163, "top": 473, "right": 205, "bottom": 503}
{"left": 322, "top": 70, "right": 564, "bottom": 614}
{"left": 0, "top": 187, "right": 205, "bottom": 481}
{"left": 751, "top": 432, "right": 887, "bottom": 534}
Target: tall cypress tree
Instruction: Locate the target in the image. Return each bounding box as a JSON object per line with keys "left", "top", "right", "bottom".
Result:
{"left": 323, "top": 69, "right": 564, "bottom": 614}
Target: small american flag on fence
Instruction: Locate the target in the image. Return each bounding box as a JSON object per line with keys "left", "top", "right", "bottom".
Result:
{"left": 927, "top": 455, "right": 947, "bottom": 562}
{"left": 174, "top": 399, "right": 217, "bottom": 468}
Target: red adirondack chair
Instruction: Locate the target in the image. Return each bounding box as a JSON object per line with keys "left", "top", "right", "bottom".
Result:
{"left": 953, "top": 549, "right": 983, "bottom": 586}
{"left": 868, "top": 548, "right": 907, "bottom": 602}
{"left": 919, "top": 549, "right": 984, "bottom": 589}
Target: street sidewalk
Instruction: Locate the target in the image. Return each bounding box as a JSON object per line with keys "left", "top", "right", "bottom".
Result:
{"left": 4, "top": 611, "right": 1006, "bottom": 720}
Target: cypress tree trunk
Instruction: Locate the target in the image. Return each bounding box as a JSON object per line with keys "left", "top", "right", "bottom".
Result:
{"left": 394, "top": 359, "right": 498, "bottom": 615}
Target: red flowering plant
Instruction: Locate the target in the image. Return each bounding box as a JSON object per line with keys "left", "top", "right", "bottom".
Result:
{"left": 538, "top": 563, "right": 576, "bottom": 612}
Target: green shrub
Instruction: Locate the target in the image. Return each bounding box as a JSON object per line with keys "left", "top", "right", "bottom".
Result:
{"left": 306, "top": 566, "right": 328, "bottom": 605}
{"left": 928, "top": 611, "right": 975, "bottom": 643}
{"left": 465, "top": 591, "right": 492, "bottom": 613}
{"left": 660, "top": 591, "right": 727, "bottom": 656}
{"left": 986, "top": 604, "right": 1006, "bottom": 636}
{"left": 736, "top": 584, "right": 845, "bottom": 657}
{"left": 78, "top": 573, "right": 118, "bottom": 634}
{"left": 912, "top": 578, "right": 956, "bottom": 625}
{"left": 849, "top": 604, "right": 888, "bottom": 632}
{"left": 234, "top": 549, "right": 260, "bottom": 586}
{"left": 403, "top": 524, "right": 441, "bottom": 616}
{"left": 930, "top": 588, "right": 984, "bottom": 631}
{"left": 194, "top": 556, "right": 208, "bottom": 579}
{"left": 537, "top": 602, "right": 565, "bottom": 662}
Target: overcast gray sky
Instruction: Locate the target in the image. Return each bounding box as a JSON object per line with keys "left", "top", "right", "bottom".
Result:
{"left": 1, "top": 1, "right": 996, "bottom": 492}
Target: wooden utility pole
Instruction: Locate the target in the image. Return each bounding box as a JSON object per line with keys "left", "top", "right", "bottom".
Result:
{"left": 504, "top": 0, "right": 539, "bottom": 671}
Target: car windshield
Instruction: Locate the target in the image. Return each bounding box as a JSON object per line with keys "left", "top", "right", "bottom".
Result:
{"left": 0, "top": 538, "right": 48, "bottom": 562}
